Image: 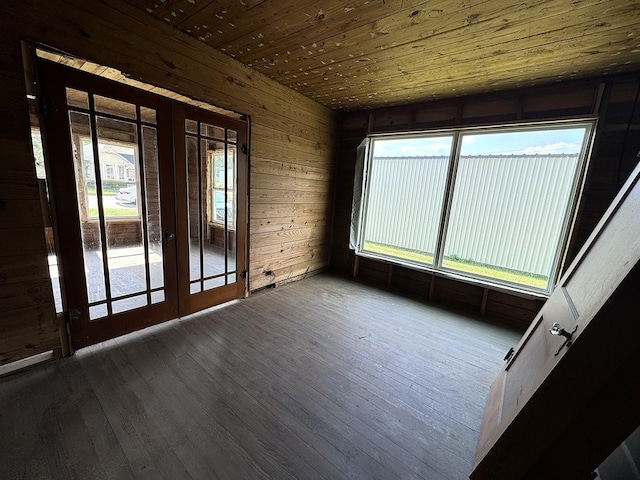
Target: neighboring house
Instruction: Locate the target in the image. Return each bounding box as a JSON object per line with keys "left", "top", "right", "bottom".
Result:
{"left": 83, "top": 143, "right": 137, "bottom": 183}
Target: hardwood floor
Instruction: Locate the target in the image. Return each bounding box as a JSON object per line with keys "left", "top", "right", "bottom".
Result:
{"left": 0, "top": 274, "right": 522, "bottom": 479}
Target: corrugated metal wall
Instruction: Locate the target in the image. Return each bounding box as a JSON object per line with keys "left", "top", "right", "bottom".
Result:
{"left": 363, "top": 155, "right": 449, "bottom": 255}
{"left": 363, "top": 154, "right": 579, "bottom": 276}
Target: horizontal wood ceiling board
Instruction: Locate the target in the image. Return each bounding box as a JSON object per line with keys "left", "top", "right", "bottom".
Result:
{"left": 315, "top": 35, "right": 640, "bottom": 107}
{"left": 236, "top": 0, "right": 551, "bottom": 72}
{"left": 243, "top": 0, "right": 630, "bottom": 75}
{"left": 281, "top": 4, "right": 640, "bottom": 90}
{"left": 127, "top": 0, "right": 640, "bottom": 110}
{"left": 215, "top": 0, "right": 433, "bottom": 58}
{"left": 291, "top": 27, "right": 640, "bottom": 107}
{"left": 178, "top": 0, "right": 428, "bottom": 50}
{"left": 8, "top": 1, "right": 336, "bottom": 132}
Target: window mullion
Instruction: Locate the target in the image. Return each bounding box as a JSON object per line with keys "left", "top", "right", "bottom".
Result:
{"left": 434, "top": 131, "right": 462, "bottom": 269}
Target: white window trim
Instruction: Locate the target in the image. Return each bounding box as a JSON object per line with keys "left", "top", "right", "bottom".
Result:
{"left": 78, "top": 135, "right": 142, "bottom": 221}
{"left": 354, "top": 118, "right": 597, "bottom": 296}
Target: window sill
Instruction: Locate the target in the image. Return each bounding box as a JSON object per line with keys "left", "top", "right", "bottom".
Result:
{"left": 84, "top": 217, "right": 141, "bottom": 222}
{"left": 355, "top": 249, "right": 550, "bottom": 301}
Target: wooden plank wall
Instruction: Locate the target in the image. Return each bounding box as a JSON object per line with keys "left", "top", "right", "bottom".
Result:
{"left": 0, "top": 0, "right": 337, "bottom": 365}
{"left": 333, "top": 74, "right": 640, "bottom": 330}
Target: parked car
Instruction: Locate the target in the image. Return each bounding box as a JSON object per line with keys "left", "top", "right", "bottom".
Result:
{"left": 115, "top": 185, "right": 137, "bottom": 204}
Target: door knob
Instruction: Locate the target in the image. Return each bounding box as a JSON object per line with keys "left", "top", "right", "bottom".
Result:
{"left": 549, "top": 321, "right": 578, "bottom": 356}
{"left": 550, "top": 322, "right": 572, "bottom": 340}
{"left": 164, "top": 232, "right": 175, "bottom": 243}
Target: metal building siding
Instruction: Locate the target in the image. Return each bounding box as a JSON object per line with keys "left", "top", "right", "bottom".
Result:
{"left": 364, "top": 154, "right": 579, "bottom": 276}
{"left": 445, "top": 154, "right": 580, "bottom": 276}
{"left": 363, "top": 156, "right": 449, "bottom": 254}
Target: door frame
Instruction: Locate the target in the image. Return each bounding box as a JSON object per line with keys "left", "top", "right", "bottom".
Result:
{"left": 173, "top": 103, "right": 249, "bottom": 316}
{"left": 37, "top": 57, "right": 249, "bottom": 348}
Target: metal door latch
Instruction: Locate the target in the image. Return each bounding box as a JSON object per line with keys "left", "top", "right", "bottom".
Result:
{"left": 549, "top": 321, "right": 578, "bottom": 356}
{"left": 504, "top": 347, "right": 515, "bottom": 362}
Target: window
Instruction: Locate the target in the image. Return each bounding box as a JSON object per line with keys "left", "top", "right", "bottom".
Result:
{"left": 104, "top": 163, "right": 115, "bottom": 180}
{"left": 79, "top": 138, "right": 140, "bottom": 219}
{"left": 355, "top": 121, "right": 594, "bottom": 293}
{"left": 208, "top": 148, "right": 236, "bottom": 227}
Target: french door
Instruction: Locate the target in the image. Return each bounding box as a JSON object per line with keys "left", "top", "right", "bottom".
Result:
{"left": 38, "top": 59, "right": 247, "bottom": 349}
{"left": 174, "top": 104, "right": 248, "bottom": 314}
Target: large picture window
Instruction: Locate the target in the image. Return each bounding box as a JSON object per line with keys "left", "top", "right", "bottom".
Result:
{"left": 355, "top": 121, "right": 594, "bottom": 293}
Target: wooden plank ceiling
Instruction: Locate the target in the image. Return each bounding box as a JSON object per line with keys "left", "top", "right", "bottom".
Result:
{"left": 129, "top": 0, "right": 639, "bottom": 110}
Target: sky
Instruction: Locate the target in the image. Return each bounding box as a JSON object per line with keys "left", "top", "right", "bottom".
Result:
{"left": 372, "top": 127, "right": 588, "bottom": 157}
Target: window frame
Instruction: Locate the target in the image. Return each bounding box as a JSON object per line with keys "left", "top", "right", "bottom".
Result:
{"left": 207, "top": 145, "right": 236, "bottom": 228}
{"left": 77, "top": 135, "right": 142, "bottom": 221}
{"left": 354, "top": 118, "right": 596, "bottom": 296}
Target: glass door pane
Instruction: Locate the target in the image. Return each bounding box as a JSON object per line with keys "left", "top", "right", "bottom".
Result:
{"left": 67, "top": 89, "right": 166, "bottom": 319}
{"left": 185, "top": 119, "right": 238, "bottom": 294}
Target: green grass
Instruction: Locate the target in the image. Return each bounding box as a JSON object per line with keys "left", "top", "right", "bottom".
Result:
{"left": 88, "top": 207, "right": 138, "bottom": 217}
{"left": 86, "top": 181, "right": 124, "bottom": 196}
{"left": 87, "top": 187, "right": 117, "bottom": 196}
{"left": 363, "top": 241, "right": 548, "bottom": 290}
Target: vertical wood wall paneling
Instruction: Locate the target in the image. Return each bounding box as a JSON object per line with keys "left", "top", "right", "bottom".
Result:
{"left": 333, "top": 74, "right": 640, "bottom": 330}
{"left": 0, "top": 0, "right": 337, "bottom": 364}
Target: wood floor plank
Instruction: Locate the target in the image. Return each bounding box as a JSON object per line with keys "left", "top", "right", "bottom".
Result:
{"left": 140, "top": 332, "right": 323, "bottom": 480}
{"left": 112, "top": 334, "right": 269, "bottom": 480}
{"left": 0, "top": 273, "right": 523, "bottom": 480}
{"left": 211, "top": 301, "right": 460, "bottom": 479}
{"left": 233, "top": 283, "right": 501, "bottom": 431}
{"left": 152, "top": 326, "right": 341, "bottom": 479}
{"left": 176, "top": 310, "right": 430, "bottom": 480}
{"left": 79, "top": 344, "right": 194, "bottom": 479}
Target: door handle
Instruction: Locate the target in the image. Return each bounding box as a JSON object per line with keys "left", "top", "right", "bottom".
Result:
{"left": 164, "top": 232, "right": 175, "bottom": 243}
{"left": 549, "top": 321, "right": 578, "bottom": 356}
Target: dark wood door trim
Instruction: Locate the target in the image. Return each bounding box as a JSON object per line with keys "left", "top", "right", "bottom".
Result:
{"left": 38, "top": 58, "right": 249, "bottom": 347}
{"left": 173, "top": 103, "right": 249, "bottom": 316}
{"left": 38, "top": 58, "right": 179, "bottom": 348}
